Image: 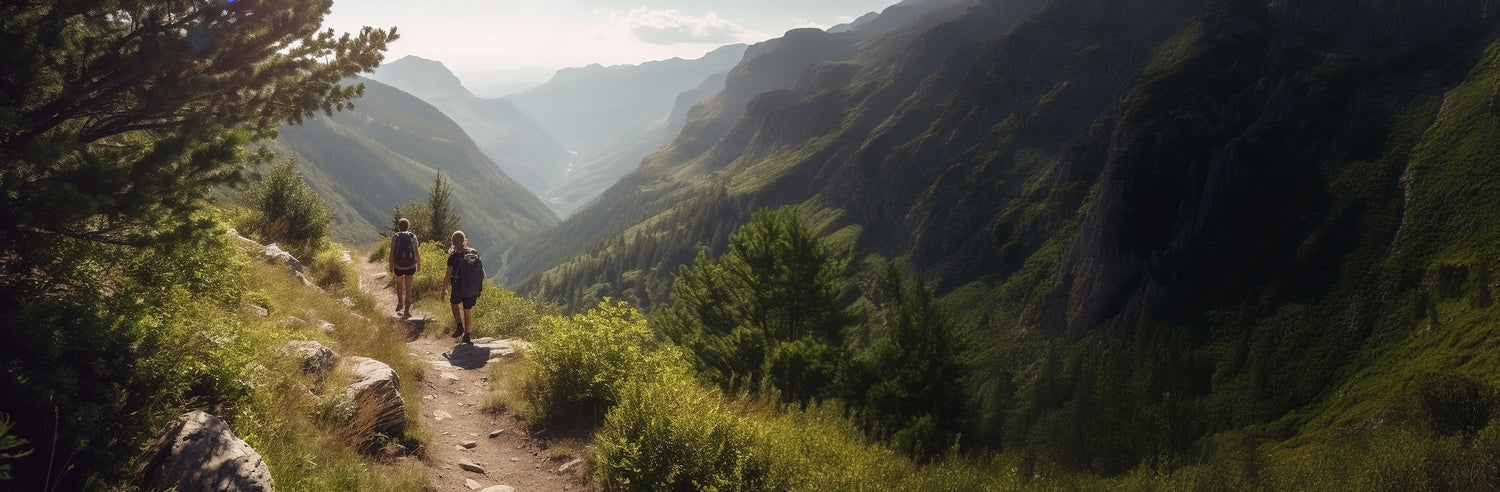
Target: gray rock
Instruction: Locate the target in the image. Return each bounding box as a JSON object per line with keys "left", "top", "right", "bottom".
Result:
{"left": 341, "top": 356, "right": 406, "bottom": 435}
{"left": 318, "top": 321, "right": 336, "bottom": 336}
{"left": 458, "top": 460, "right": 486, "bottom": 474}
{"left": 465, "top": 478, "right": 482, "bottom": 489}
{"left": 261, "top": 244, "right": 304, "bottom": 273}
{"left": 488, "top": 429, "right": 504, "bottom": 438}
{"left": 144, "top": 410, "right": 275, "bottom": 491}
{"left": 248, "top": 304, "right": 269, "bottom": 317}
{"left": 479, "top": 486, "right": 515, "bottom": 492}
{"left": 558, "top": 457, "right": 584, "bottom": 473}
{"left": 461, "top": 440, "right": 478, "bottom": 449}
{"left": 226, "top": 229, "right": 263, "bottom": 251}
{"left": 280, "top": 341, "right": 339, "bottom": 375}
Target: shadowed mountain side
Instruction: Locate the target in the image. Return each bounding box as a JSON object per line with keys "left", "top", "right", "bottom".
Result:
{"left": 503, "top": 0, "right": 1500, "bottom": 462}
{"left": 271, "top": 78, "right": 557, "bottom": 255}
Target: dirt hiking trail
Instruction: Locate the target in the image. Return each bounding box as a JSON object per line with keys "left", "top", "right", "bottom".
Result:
{"left": 354, "top": 258, "right": 595, "bottom": 492}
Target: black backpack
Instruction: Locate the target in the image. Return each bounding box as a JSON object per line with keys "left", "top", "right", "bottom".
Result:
{"left": 391, "top": 231, "right": 419, "bottom": 270}
{"left": 454, "top": 248, "right": 484, "bottom": 298}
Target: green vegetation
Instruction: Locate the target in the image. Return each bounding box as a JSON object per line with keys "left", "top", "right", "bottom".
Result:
{"left": 655, "top": 206, "right": 854, "bottom": 403}
{"left": 244, "top": 159, "right": 336, "bottom": 261}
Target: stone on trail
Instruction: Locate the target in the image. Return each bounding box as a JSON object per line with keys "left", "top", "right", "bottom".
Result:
{"left": 558, "top": 458, "right": 584, "bottom": 473}
{"left": 144, "top": 410, "right": 275, "bottom": 492}
{"left": 479, "top": 486, "right": 515, "bottom": 492}
{"left": 465, "top": 478, "right": 482, "bottom": 489}
{"left": 458, "top": 460, "right": 487, "bottom": 474}
{"left": 488, "top": 429, "right": 504, "bottom": 438}
{"left": 462, "top": 440, "right": 478, "bottom": 449}
{"left": 441, "top": 372, "right": 461, "bottom": 381}
{"left": 433, "top": 409, "right": 453, "bottom": 421}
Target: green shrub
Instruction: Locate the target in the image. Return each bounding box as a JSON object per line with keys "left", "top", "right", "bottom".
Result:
{"left": 520, "top": 300, "right": 679, "bottom": 428}
{"left": 595, "top": 370, "right": 775, "bottom": 491}
{"left": 243, "top": 159, "right": 332, "bottom": 261}
{"left": 1415, "top": 372, "right": 1496, "bottom": 437}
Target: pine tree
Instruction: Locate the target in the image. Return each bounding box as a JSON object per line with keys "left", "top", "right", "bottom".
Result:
{"left": 427, "top": 170, "right": 460, "bottom": 241}
{"left": 655, "top": 206, "right": 853, "bottom": 402}
{"left": 0, "top": 0, "right": 396, "bottom": 252}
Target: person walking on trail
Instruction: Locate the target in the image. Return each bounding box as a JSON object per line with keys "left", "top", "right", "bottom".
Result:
{"left": 441, "top": 230, "right": 484, "bottom": 345}
{"left": 389, "top": 218, "right": 420, "bottom": 317}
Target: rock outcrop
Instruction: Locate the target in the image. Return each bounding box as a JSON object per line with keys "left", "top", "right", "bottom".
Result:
{"left": 260, "top": 244, "right": 304, "bottom": 273}
{"left": 340, "top": 356, "right": 406, "bottom": 436}
{"left": 281, "top": 340, "right": 339, "bottom": 376}
{"left": 144, "top": 411, "right": 274, "bottom": 492}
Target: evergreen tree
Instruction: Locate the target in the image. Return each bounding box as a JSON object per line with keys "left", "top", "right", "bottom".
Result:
{"left": 857, "top": 259, "right": 970, "bottom": 462}
{"left": 0, "top": 0, "right": 396, "bottom": 250}
{"left": 0, "top": 3, "right": 391, "bottom": 487}
{"left": 655, "top": 206, "right": 853, "bottom": 403}
{"left": 427, "top": 170, "right": 460, "bottom": 240}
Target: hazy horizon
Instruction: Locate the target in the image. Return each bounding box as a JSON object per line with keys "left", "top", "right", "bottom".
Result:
{"left": 323, "top": 0, "right": 900, "bottom": 92}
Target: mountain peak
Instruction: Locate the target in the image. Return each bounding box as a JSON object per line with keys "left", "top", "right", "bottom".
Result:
{"left": 371, "top": 55, "right": 474, "bottom": 100}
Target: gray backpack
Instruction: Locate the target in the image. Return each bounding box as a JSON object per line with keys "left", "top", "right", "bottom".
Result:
{"left": 454, "top": 248, "right": 484, "bottom": 298}
{"left": 391, "top": 231, "right": 419, "bottom": 270}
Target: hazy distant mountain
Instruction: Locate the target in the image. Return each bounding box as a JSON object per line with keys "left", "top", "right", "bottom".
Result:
{"left": 269, "top": 77, "right": 557, "bottom": 254}
{"left": 501, "top": 44, "right": 748, "bottom": 215}
{"left": 370, "top": 56, "right": 571, "bottom": 196}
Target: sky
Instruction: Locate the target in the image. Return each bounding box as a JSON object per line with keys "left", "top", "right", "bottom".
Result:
{"left": 322, "top": 0, "right": 902, "bottom": 84}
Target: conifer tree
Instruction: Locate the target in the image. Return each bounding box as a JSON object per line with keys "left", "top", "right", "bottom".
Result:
{"left": 0, "top": 0, "right": 396, "bottom": 252}
{"left": 427, "top": 170, "right": 460, "bottom": 241}
{"left": 655, "top": 206, "right": 853, "bottom": 402}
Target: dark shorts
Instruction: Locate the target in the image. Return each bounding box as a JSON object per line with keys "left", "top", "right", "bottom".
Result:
{"left": 393, "top": 267, "right": 416, "bottom": 277}
{"left": 450, "top": 295, "right": 477, "bottom": 309}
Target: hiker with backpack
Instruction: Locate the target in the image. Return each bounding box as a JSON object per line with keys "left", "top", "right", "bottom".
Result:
{"left": 389, "top": 218, "right": 421, "bottom": 317}
{"left": 441, "top": 230, "right": 484, "bottom": 345}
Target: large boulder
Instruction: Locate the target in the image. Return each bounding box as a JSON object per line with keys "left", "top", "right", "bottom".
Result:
{"left": 281, "top": 340, "right": 339, "bottom": 375}
{"left": 341, "top": 356, "right": 406, "bottom": 436}
{"left": 260, "top": 244, "right": 304, "bottom": 273}
{"left": 144, "top": 411, "right": 274, "bottom": 492}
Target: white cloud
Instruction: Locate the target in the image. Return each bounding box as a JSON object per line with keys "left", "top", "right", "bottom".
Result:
{"left": 603, "top": 8, "right": 760, "bottom": 45}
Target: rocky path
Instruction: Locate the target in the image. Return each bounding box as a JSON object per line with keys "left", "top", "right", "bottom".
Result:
{"left": 354, "top": 258, "right": 591, "bottom": 492}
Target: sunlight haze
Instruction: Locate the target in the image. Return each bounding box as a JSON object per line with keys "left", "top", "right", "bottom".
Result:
{"left": 324, "top": 0, "right": 901, "bottom": 90}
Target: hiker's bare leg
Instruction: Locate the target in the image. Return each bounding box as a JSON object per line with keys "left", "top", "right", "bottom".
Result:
{"left": 462, "top": 308, "right": 474, "bottom": 336}
{"left": 450, "top": 302, "right": 462, "bottom": 327}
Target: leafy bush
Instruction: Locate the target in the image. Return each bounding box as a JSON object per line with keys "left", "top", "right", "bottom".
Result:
{"left": 1416, "top": 372, "right": 1496, "bottom": 437}
{"left": 243, "top": 159, "right": 333, "bottom": 262}
{"left": 0, "top": 229, "right": 254, "bottom": 488}
{"left": 595, "top": 370, "right": 775, "bottom": 491}
{"left": 520, "top": 300, "right": 679, "bottom": 428}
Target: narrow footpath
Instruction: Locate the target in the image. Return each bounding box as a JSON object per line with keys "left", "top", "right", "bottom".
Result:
{"left": 354, "top": 258, "right": 592, "bottom": 492}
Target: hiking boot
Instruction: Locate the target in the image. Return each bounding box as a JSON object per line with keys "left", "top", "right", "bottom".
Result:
{"left": 450, "top": 323, "right": 464, "bottom": 338}
{"left": 462, "top": 333, "right": 472, "bottom": 345}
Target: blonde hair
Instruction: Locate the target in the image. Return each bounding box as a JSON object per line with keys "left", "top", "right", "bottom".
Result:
{"left": 448, "top": 230, "right": 468, "bottom": 254}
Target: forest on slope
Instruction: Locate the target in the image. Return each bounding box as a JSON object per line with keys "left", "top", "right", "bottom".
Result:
{"left": 505, "top": 0, "right": 1500, "bottom": 475}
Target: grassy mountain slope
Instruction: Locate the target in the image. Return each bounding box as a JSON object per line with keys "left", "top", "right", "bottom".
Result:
{"left": 505, "top": 0, "right": 1500, "bottom": 472}
{"left": 271, "top": 78, "right": 557, "bottom": 254}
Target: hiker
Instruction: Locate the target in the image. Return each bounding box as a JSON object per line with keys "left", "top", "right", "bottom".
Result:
{"left": 389, "top": 218, "right": 420, "bottom": 317}
{"left": 441, "top": 230, "right": 484, "bottom": 345}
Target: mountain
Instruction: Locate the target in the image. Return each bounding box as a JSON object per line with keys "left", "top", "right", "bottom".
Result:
{"left": 501, "top": 44, "right": 749, "bottom": 215}
{"left": 505, "top": 0, "right": 1500, "bottom": 473}
{"left": 369, "top": 56, "right": 571, "bottom": 196}
{"left": 269, "top": 77, "right": 557, "bottom": 254}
